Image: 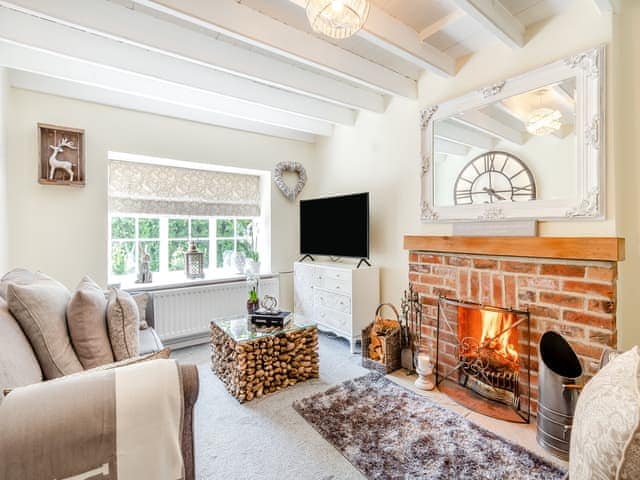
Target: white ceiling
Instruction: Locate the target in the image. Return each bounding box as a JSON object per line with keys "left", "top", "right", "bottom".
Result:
{"left": 0, "top": 0, "right": 612, "bottom": 142}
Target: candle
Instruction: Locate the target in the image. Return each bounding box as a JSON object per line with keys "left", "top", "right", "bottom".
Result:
{"left": 416, "top": 352, "right": 431, "bottom": 372}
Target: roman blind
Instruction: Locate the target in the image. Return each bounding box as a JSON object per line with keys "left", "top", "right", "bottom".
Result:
{"left": 108, "top": 160, "right": 261, "bottom": 217}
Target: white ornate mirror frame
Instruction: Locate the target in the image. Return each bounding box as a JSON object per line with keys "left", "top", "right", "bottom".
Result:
{"left": 420, "top": 45, "right": 605, "bottom": 223}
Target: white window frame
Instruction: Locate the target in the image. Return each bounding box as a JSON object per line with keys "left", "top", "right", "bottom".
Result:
{"left": 107, "top": 151, "right": 272, "bottom": 285}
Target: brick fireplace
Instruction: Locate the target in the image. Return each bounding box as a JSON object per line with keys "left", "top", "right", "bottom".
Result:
{"left": 404, "top": 236, "right": 624, "bottom": 416}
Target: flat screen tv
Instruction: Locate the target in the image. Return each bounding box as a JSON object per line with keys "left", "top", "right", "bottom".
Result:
{"left": 300, "top": 193, "right": 369, "bottom": 259}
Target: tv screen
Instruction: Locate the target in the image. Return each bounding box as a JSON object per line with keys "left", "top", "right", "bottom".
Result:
{"left": 300, "top": 193, "right": 369, "bottom": 259}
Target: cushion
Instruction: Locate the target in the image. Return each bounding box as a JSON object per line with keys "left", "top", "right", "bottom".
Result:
{"left": 569, "top": 346, "right": 640, "bottom": 479}
{"left": 133, "top": 293, "right": 150, "bottom": 330}
{"left": 67, "top": 276, "right": 114, "bottom": 369}
{"left": 0, "top": 268, "right": 45, "bottom": 300}
{"left": 6, "top": 274, "right": 83, "bottom": 379}
{"left": 106, "top": 289, "right": 140, "bottom": 361}
{"left": 0, "top": 298, "right": 43, "bottom": 390}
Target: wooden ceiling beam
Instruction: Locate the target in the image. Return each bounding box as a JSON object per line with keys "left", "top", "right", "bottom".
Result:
{"left": 419, "top": 10, "right": 467, "bottom": 42}
{"left": 448, "top": 0, "right": 525, "bottom": 48}
{"left": 10, "top": 70, "right": 317, "bottom": 142}
{"left": 0, "top": 0, "right": 386, "bottom": 112}
{"left": 0, "top": 40, "right": 334, "bottom": 136}
{"left": 285, "top": 0, "right": 455, "bottom": 77}
{"left": 0, "top": 6, "right": 356, "bottom": 127}
{"left": 133, "top": 0, "right": 418, "bottom": 98}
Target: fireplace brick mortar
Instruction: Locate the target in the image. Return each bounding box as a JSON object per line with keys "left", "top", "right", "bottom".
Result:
{"left": 408, "top": 251, "right": 618, "bottom": 415}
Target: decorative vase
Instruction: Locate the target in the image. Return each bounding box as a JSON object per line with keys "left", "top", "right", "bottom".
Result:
{"left": 245, "top": 259, "right": 261, "bottom": 275}
{"left": 231, "top": 251, "right": 246, "bottom": 274}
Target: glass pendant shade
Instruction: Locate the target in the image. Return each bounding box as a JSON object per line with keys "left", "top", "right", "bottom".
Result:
{"left": 306, "top": 0, "right": 371, "bottom": 39}
{"left": 526, "top": 108, "right": 563, "bottom": 136}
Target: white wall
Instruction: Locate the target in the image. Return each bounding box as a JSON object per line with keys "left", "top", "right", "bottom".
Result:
{"left": 6, "top": 89, "right": 316, "bottom": 309}
{"left": 310, "top": 0, "right": 631, "bottom": 339}
{"left": 0, "top": 68, "right": 8, "bottom": 273}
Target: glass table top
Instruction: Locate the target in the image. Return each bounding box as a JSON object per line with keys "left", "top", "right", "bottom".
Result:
{"left": 213, "top": 314, "right": 316, "bottom": 343}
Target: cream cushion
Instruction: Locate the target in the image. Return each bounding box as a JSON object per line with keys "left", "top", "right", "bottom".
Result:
{"left": 106, "top": 289, "right": 140, "bottom": 361}
{"left": 6, "top": 274, "right": 83, "bottom": 379}
{"left": 569, "top": 346, "right": 640, "bottom": 479}
{"left": 67, "top": 276, "right": 114, "bottom": 369}
{"left": 0, "top": 298, "right": 43, "bottom": 390}
{"left": 0, "top": 268, "right": 45, "bottom": 300}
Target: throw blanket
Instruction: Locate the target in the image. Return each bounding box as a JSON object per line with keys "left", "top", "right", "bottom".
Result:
{"left": 0, "top": 359, "right": 184, "bottom": 480}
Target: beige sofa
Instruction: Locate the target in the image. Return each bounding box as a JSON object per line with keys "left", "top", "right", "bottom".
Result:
{"left": 0, "top": 281, "right": 199, "bottom": 480}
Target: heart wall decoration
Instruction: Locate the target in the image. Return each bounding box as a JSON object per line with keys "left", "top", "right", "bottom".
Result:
{"left": 274, "top": 161, "right": 307, "bottom": 201}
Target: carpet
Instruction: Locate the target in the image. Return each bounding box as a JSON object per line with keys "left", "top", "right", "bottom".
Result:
{"left": 293, "top": 372, "right": 566, "bottom": 480}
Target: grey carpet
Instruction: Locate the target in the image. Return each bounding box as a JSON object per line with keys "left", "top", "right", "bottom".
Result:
{"left": 182, "top": 333, "right": 369, "bottom": 479}
{"left": 293, "top": 373, "right": 566, "bottom": 480}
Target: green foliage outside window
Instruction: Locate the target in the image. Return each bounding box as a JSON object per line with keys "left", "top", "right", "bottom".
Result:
{"left": 216, "top": 219, "right": 234, "bottom": 238}
{"left": 191, "top": 219, "right": 209, "bottom": 238}
{"left": 111, "top": 217, "right": 135, "bottom": 239}
{"left": 139, "top": 241, "right": 160, "bottom": 272}
{"left": 169, "top": 240, "right": 189, "bottom": 271}
{"left": 237, "top": 219, "right": 252, "bottom": 237}
{"left": 216, "top": 239, "right": 234, "bottom": 268}
{"left": 139, "top": 218, "right": 160, "bottom": 239}
{"left": 169, "top": 219, "right": 188, "bottom": 238}
{"left": 111, "top": 241, "right": 135, "bottom": 275}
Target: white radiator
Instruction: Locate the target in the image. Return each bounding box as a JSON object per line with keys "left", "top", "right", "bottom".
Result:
{"left": 152, "top": 277, "right": 279, "bottom": 343}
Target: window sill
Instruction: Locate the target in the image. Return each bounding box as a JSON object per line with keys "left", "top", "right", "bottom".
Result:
{"left": 110, "top": 271, "right": 277, "bottom": 293}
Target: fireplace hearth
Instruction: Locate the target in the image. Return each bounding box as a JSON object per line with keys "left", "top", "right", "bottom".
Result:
{"left": 435, "top": 296, "right": 531, "bottom": 423}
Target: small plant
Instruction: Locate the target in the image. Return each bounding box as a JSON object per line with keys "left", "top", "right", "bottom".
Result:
{"left": 249, "top": 286, "right": 258, "bottom": 302}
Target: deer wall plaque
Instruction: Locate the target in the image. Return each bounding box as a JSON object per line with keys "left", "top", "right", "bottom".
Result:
{"left": 38, "top": 124, "right": 85, "bottom": 186}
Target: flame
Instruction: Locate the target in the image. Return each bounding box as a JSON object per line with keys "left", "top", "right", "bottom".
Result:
{"left": 479, "top": 310, "right": 519, "bottom": 363}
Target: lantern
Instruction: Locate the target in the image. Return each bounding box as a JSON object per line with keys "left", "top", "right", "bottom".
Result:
{"left": 184, "top": 241, "right": 204, "bottom": 279}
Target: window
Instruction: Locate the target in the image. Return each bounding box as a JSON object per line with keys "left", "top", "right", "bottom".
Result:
{"left": 109, "top": 215, "right": 256, "bottom": 280}
{"left": 107, "top": 154, "right": 270, "bottom": 283}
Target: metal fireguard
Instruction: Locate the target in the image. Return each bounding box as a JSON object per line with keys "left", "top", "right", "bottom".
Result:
{"left": 436, "top": 296, "right": 531, "bottom": 424}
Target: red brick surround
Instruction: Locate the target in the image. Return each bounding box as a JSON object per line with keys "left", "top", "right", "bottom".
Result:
{"left": 408, "top": 251, "right": 618, "bottom": 414}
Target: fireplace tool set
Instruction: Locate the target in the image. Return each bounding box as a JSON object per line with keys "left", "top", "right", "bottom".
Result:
{"left": 400, "top": 284, "right": 423, "bottom": 373}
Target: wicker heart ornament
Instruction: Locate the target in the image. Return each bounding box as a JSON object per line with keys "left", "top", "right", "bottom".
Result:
{"left": 274, "top": 161, "right": 307, "bottom": 201}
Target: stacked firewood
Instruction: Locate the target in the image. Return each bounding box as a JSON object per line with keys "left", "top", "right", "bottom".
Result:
{"left": 210, "top": 323, "right": 319, "bottom": 403}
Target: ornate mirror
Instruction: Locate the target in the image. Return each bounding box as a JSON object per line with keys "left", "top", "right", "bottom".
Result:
{"left": 420, "top": 46, "right": 605, "bottom": 223}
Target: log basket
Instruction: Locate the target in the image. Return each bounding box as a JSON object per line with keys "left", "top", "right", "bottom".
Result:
{"left": 362, "top": 303, "right": 402, "bottom": 374}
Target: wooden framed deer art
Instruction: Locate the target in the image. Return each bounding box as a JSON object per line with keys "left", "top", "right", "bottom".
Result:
{"left": 38, "top": 124, "right": 85, "bottom": 186}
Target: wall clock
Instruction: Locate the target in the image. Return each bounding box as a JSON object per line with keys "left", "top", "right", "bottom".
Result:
{"left": 453, "top": 151, "right": 536, "bottom": 205}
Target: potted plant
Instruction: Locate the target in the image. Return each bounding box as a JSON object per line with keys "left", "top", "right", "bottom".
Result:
{"left": 247, "top": 281, "right": 259, "bottom": 314}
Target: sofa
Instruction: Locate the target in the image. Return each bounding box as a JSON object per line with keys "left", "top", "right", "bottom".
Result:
{"left": 0, "top": 271, "right": 199, "bottom": 480}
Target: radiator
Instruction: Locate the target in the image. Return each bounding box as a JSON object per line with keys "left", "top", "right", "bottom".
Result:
{"left": 152, "top": 277, "right": 279, "bottom": 343}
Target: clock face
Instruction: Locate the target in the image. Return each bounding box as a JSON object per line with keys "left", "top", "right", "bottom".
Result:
{"left": 453, "top": 151, "right": 536, "bottom": 205}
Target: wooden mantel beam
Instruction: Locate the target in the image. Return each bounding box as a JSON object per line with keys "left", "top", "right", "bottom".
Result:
{"left": 403, "top": 236, "right": 625, "bottom": 262}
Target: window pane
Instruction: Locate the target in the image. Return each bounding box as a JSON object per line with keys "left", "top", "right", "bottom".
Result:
{"left": 237, "top": 240, "right": 252, "bottom": 257}
{"left": 111, "top": 241, "right": 136, "bottom": 275}
{"left": 191, "top": 219, "right": 209, "bottom": 238}
{"left": 216, "top": 239, "right": 234, "bottom": 268}
{"left": 139, "top": 241, "right": 160, "bottom": 272}
{"left": 216, "top": 219, "right": 234, "bottom": 238}
{"left": 111, "top": 217, "right": 135, "bottom": 239}
{"left": 138, "top": 218, "right": 160, "bottom": 239}
{"left": 194, "top": 240, "right": 210, "bottom": 268}
{"left": 237, "top": 219, "right": 252, "bottom": 237}
{"left": 169, "top": 219, "right": 188, "bottom": 238}
{"left": 168, "top": 240, "right": 189, "bottom": 271}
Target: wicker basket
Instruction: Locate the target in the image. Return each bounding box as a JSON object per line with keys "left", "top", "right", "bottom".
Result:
{"left": 362, "top": 303, "right": 402, "bottom": 374}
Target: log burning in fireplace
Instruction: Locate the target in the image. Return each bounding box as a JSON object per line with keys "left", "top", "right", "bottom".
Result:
{"left": 436, "top": 297, "right": 531, "bottom": 423}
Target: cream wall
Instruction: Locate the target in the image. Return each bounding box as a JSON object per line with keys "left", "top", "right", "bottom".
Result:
{"left": 6, "top": 89, "right": 316, "bottom": 309}
{"left": 310, "top": 0, "right": 640, "bottom": 342}
{"left": 0, "top": 68, "right": 8, "bottom": 273}
{"left": 613, "top": 0, "right": 640, "bottom": 349}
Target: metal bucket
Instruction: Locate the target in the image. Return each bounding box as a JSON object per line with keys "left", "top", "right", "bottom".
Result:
{"left": 537, "top": 331, "right": 583, "bottom": 460}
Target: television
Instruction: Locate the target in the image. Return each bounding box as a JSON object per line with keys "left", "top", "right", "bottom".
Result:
{"left": 300, "top": 193, "right": 370, "bottom": 259}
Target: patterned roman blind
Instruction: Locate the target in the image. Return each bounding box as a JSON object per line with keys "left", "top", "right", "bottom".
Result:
{"left": 108, "top": 160, "right": 261, "bottom": 217}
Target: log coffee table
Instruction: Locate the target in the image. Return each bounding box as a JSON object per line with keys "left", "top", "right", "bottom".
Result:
{"left": 210, "top": 316, "right": 319, "bottom": 403}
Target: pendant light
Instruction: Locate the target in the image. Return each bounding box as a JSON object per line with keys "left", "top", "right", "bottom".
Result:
{"left": 526, "top": 91, "right": 563, "bottom": 136}
{"left": 306, "top": 0, "right": 371, "bottom": 40}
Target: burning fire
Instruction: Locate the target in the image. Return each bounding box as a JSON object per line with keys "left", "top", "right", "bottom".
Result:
{"left": 479, "top": 310, "right": 519, "bottom": 363}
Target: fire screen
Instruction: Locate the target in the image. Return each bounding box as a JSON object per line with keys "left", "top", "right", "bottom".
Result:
{"left": 436, "top": 296, "right": 531, "bottom": 423}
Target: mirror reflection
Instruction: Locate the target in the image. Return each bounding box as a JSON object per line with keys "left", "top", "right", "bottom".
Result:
{"left": 433, "top": 79, "right": 577, "bottom": 207}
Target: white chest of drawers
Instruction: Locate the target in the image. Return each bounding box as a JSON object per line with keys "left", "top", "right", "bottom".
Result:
{"left": 293, "top": 261, "right": 380, "bottom": 353}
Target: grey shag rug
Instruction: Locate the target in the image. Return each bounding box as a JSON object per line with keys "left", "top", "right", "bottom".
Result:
{"left": 293, "top": 373, "right": 566, "bottom": 480}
